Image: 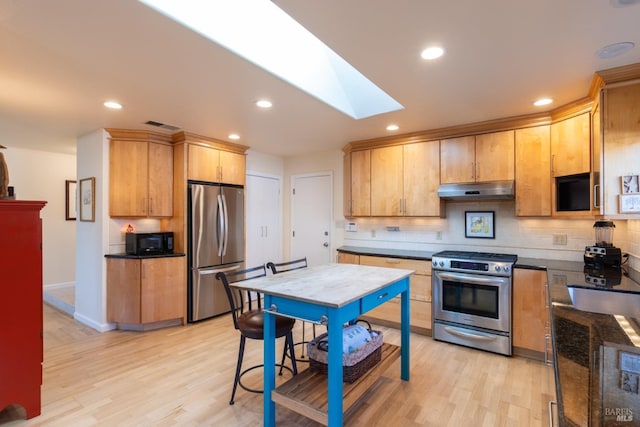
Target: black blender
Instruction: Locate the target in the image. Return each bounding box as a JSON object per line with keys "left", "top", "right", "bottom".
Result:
{"left": 584, "top": 220, "right": 622, "bottom": 268}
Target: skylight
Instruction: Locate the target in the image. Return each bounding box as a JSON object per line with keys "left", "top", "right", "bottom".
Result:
{"left": 139, "top": 0, "right": 403, "bottom": 119}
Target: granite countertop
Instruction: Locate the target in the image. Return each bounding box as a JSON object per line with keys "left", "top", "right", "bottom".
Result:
{"left": 105, "top": 252, "right": 185, "bottom": 259}
{"left": 548, "top": 265, "right": 640, "bottom": 427}
{"left": 336, "top": 245, "right": 583, "bottom": 271}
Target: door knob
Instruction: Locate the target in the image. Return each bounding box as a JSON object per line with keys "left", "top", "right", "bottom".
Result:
{"left": 323, "top": 242, "right": 329, "bottom": 247}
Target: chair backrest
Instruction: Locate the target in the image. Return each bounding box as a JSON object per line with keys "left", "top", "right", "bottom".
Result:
{"left": 266, "top": 257, "right": 308, "bottom": 274}
{"left": 216, "top": 265, "right": 267, "bottom": 331}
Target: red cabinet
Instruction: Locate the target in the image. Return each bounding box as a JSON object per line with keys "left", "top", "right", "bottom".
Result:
{"left": 0, "top": 200, "right": 46, "bottom": 419}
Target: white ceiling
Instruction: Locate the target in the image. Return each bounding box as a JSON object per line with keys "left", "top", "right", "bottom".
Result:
{"left": 1, "top": 0, "right": 639, "bottom": 157}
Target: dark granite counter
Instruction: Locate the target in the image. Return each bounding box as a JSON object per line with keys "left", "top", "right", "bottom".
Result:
{"left": 548, "top": 266, "right": 640, "bottom": 426}
{"left": 105, "top": 252, "right": 185, "bottom": 259}
{"left": 337, "top": 245, "right": 435, "bottom": 261}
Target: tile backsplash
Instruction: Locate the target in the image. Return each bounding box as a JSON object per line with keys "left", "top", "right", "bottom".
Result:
{"left": 343, "top": 201, "right": 635, "bottom": 263}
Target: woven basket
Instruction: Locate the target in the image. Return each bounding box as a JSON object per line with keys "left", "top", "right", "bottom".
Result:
{"left": 307, "top": 330, "right": 383, "bottom": 383}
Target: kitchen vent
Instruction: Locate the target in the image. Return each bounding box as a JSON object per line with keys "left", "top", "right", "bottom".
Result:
{"left": 144, "top": 120, "right": 181, "bottom": 131}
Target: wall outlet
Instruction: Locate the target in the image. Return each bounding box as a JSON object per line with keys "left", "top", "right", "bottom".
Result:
{"left": 436, "top": 231, "right": 442, "bottom": 240}
{"left": 552, "top": 234, "right": 567, "bottom": 245}
{"left": 345, "top": 222, "right": 358, "bottom": 232}
{"left": 371, "top": 229, "right": 376, "bottom": 238}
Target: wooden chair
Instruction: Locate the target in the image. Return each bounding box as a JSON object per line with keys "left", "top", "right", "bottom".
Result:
{"left": 215, "top": 265, "right": 298, "bottom": 405}
{"left": 266, "top": 258, "right": 316, "bottom": 361}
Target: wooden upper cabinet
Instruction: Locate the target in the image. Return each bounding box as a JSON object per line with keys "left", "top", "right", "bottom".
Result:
{"left": 475, "top": 130, "right": 515, "bottom": 182}
{"left": 515, "top": 126, "right": 551, "bottom": 217}
{"left": 550, "top": 112, "right": 591, "bottom": 177}
{"left": 404, "top": 141, "right": 442, "bottom": 216}
{"left": 441, "top": 132, "right": 514, "bottom": 184}
{"left": 371, "top": 145, "right": 403, "bottom": 216}
{"left": 187, "top": 144, "right": 245, "bottom": 185}
{"left": 109, "top": 131, "right": 173, "bottom": 218}
{"left": 349, "top": 150, "right": 371, "bottom": 216}
{"left": 440, "top": 136, "right": 475, "bottom": 184}
{"left": 147, "top": 142, "right": 174, "bottom": 217}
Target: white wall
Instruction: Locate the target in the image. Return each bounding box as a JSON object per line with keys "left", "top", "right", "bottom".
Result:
{"left": 2, "top": 147, "right": 76, "bottom": 286}
{"left": 75, "top": 129, "right": 112, "bottom": 331}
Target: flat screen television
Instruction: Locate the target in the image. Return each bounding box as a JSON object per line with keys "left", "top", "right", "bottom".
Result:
{"left": 556, "top": 173, "right": 591, "bottom": 211}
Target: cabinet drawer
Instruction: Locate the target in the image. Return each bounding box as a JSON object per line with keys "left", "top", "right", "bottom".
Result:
{"left": 365, "top": 298, "right": 432, "bottom": 330}
{"left": 361, "top": 280, "right": 407, "bottom": 313}
{"left": 360, "top": 255, "right": 431, "bottom": 275}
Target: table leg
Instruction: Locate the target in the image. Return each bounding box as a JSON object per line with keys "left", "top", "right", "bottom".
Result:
{"left": 327, "top": 312, "right": 343, "bottom": 426}
{"left": 400, "top": 278, "right": 410, "bottom": 381}
{"left": 264, "top": 295, "right": 276, "bottom": 427}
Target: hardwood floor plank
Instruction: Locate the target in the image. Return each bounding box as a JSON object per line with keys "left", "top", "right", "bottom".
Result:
{"left": 0, "top": 304, "right": 555, "bottom": 426}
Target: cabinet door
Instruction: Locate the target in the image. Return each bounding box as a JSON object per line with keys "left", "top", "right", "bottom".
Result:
{"left": 140, "top": 257, "right": 185, "bottom": 323}
{"left": 550, "top": 112, "right": 591, "bottom": 177}
{"left": 404, "top": 141, "right": 442, "bottom": 216}
{"left": 603, "top": 83, "right": 640, "bottom": 216}
{"left": 109, "top": 139, "right": 149, "bottom": 216}
{"left": 371, "top": 145, "right": 403, "bottom": 215}
{"left": 350, "top": 150, "right": 371, "bottom": 216}
{"left": 475, "top": 130, "right": 514, "bottom": 182}
{"left": 219, "top": 150, "right": 246, "bottom": 185}
{"left": 515, "top": 126, "right": 551, "bottom": 217}
{"left": 440, "top": 136, "right": 475, "bottom": 184}
{"left": 147, "top": 142, "right": 173, "bottom": 217}
{"left": 513, "top": 269, "right": 548, "bottom": 354}
{"left": 106, "top": 258, "right": 141, "bottom": 323}
{"left": 188, "top": 144, "right": 219, "bottom": 182}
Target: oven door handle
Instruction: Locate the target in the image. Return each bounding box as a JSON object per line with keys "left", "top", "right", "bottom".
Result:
{"left": 444, "top": 325, "right": 497, "bottom": 342}
{"left": 436, "top": 272, "right": 504, "bottom": 285}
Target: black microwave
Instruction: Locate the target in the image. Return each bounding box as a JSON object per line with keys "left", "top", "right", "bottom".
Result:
{"left": 556, "top": 173, "right": 591, "bottom": 211}
{"left": 125, "top": 232, "right": 174, "bottom": 255}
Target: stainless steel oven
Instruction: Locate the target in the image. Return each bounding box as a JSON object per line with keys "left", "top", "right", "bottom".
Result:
{"left": 431, "top": 251, "right": 517, "bottom": 356}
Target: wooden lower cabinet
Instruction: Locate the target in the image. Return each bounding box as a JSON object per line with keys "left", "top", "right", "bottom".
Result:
{"left": 355, "top": 255, "right": 432, "bottom": 334}
{"left": 337, "top": 252, "right": 359, "bottom": 264}
{"left": 107, "top": 256, "right": 186, "bottom": 329}
{"left": 513, "top": 268, "right": 550, "bottom": 361}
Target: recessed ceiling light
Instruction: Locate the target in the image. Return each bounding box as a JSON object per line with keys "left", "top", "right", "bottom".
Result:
{"left": 610, "top": 0, "right": 640, "bottom": 7}
{"left": 103, "top": 101, "right": 123, "bottom": 109}
{"left": 386, "top": 124, "right": 399, "bottom": 131}
{"left": 421, "top": 46, "right": 444, "bottom": 60}
{"left": 256, "top": 99, "right": 273, "bottom": 109}
{"left": 228, "top": 133, "right": 240, "bottom": 140}
{"left": 596, "top": 42, "right": 635, "bottom": 59}
{"left": 533, "top": 98, "right": 553, "bottom": 107}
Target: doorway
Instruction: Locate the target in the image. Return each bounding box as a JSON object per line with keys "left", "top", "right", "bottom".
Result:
{"left": 290, "top": 172, "right": 333, "bottom": 266}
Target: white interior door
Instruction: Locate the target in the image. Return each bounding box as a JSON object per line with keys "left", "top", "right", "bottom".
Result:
{"left": 290, "top": 172, "right": 332, "bottom": 266}
{"left": 246, "top": 173, "right": 282, "bottom": 267}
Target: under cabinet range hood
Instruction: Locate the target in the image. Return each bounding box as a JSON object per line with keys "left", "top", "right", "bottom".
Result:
{"left": 437, "top": 180, "right": 515, "bottom": 200}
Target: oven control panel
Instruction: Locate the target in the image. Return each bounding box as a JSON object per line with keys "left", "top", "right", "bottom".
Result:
{"left": 432, "top": 253, "right": 515, "bottom": 277}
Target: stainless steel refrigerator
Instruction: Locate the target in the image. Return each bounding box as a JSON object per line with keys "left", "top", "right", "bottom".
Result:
{"left": 187, "top": 182, "right": 244, "bottom": 322}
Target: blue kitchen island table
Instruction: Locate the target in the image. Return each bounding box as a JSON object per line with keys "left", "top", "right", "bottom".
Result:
{"left": 232, "top": 263, "right": 413, "bottom": 426}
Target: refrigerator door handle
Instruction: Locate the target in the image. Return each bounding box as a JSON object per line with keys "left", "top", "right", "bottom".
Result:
{"left": 216, "top": 194, "right": 224, "bottom": 257}
{"left": 222, "top": 193, "right": 229, "bottom": 256}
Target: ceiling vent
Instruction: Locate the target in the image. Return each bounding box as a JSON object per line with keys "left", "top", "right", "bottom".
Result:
{"left": 144, "top": 120, "right": 181, "bottom": 132}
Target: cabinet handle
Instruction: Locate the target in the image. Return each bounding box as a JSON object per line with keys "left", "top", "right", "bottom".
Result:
{"left": 593, "top": 184, "right": 601, "bottom": 209}
{"left": 548, "top": 401, "right": 557, "bottom": 427}
{"left": 543, "top": 282, "right": 549, "bottom": 309}
{"left": 544, "top": 333, "right": 553, "bottom": 366}
{"left": 471, "top": 162, "right": 475, "bottom": 179}
{"left": 149, "top": 198, "right": 154, "bottom": 214}
{"left": 475, "top": 161, "right": 479, "bottom": 180}
{"left": 141, "top": 198, "right": 146, "bottom": 213}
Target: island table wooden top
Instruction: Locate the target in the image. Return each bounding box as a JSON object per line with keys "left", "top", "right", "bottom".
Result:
{"left": 232, "top": 263, "right": 414, "bottom": 308}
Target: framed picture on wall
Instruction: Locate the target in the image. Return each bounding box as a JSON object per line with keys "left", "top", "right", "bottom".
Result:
{"left": 79, "top": 177, "right": 95, "bottom": 222}
{"left": 465, "top": 211, "right": 495, "bottom": 239}
{"left": 65, "top": 180, "right": 77, "bottom": 221}
{"left": 622, "top": 175, "right": 640, "bottom": 194}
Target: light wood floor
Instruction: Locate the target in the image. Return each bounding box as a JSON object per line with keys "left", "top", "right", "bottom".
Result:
{"left": 0, "top": 304, "right": 555, "bottom": 426}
